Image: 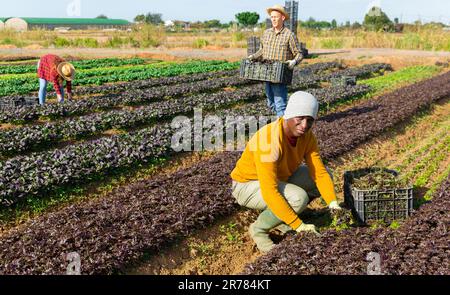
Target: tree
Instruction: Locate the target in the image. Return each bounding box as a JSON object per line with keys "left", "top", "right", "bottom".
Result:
{"left": 203, "top": 19, "right": 222, "bottom": 29}
{"left": 331, "top": 19, "right": 337, "bottom": 29}
{"left": 96, "top": 14, "right": 108, "bottom": 19}
{"left": 300, "top": 17, "right": 332, "bottom": 30}
{"left": 235, "top": 12, "right": 260, "bottom": 27}
{"left": 134, "top": 14, "right": 146, "bottom": 23}
{"left": 145, "top": 13, "right": 163, "bottom": 25}
{"left": 352, "top": 21, "right": 362, "bottom": 29}
{"left": 363, "top": 6, "right": 394, "bottom": 31}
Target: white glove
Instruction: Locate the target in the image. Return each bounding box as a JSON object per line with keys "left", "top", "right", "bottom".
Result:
{"left": 287, "top": 59, "right": 297, "bottom": 70}
{"left": 295, "top": 223, "right": 320, "bottom": 236}
{"left": 328, "top": 200, "right": 342, "bottom": 210}
{"left": 248, "top": 55, "right": 255, "bottom": 61}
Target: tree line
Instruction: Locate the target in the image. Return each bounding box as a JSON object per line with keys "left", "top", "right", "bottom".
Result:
{"left": 129, "top": 8, "right": 447, "bottom": 31}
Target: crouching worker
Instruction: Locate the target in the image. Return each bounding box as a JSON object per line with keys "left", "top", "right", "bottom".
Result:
{"left": 37, "top": 54, "right": 75, "bottom": 105}
{"left": 230, "top": 91, "right": 342, "bottom": 252}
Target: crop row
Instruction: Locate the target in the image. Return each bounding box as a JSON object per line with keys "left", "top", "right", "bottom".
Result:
{"left": 0, "top": 84, "right": 260, "bottom": 157}
{"left": 323, "top": 63, "right": 393, "bottom": 81}
{"left": 0, "top": 72, "right": 448, "bottom": 274}
{"left": 0, "top": 63, "right": 378, "bottom": 123}
{"left": 67, "top": 61, "right": 342, "bottom": 96}
{"left": 0, "top": 124, "right": 173, "bottom": 207}
{"left": 0, "top": 58, "right": 147, "bottom": 75}
{"left": 243, "top": 176, "right": 449, "bottom": 275}
{"left": 0, "top": 61, "right": 341, "bottom": 99}
{"left": 215, "top": 84, "right": 372, "bottom": 118}
{"left": 58, "top": 69, "right": 240, "bottom": 96}
{"left": 0, "top": 69, "right": 240, "bottom": 103}
{"left": 0, "top": 84, "right": 371, "bottom": 157}
{"left": 0, "top": 75, "right": 260, "bottom": 123}
{"left": 0, "top": 82, "right": 372, "bottom": 206}
{"left": 0, "top": 60, "right": 225, "bottom": 83}
{"left": 0, "top": 60, "right": 238, "bottom": 96}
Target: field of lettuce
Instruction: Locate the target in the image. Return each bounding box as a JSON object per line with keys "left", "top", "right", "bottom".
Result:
{"left": 0, "top": 55, "right": 448, "bottom": 275}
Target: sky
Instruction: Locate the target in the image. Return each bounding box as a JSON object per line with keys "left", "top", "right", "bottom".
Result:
{"left": 0, "top": 0, "right": 449, "bottom": 24}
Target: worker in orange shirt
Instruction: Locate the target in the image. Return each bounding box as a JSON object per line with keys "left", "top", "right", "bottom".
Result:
{"left": 230, "top": 91, "right": 342, "bottom": 252}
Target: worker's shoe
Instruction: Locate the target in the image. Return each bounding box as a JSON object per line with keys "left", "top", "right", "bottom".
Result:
{"left": 249, "top": 209, "right": 283, "bottom": 253}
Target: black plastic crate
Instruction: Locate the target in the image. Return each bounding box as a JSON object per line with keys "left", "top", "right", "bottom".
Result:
{"left": 300, "top": 42, "right": 309, "bottom": 58}
{"left": 266, "top": 18, "right": 272, "bottom": 30}
{"left": 344, "top": 168, "right": 414, "bottom": 224}
{"left": 0, "top": 98, "right": 23, "bottom": 110}
{"left": 23, "top": 97, "right": 39, "bottom": 106}
{"left": 0, "top": 97, "right": 39, "bottom": 110}
{"left": 284, "top": 1, "right": 299, "bottom": 34}
{"left": 240, "top": 59, "right": 293, "bottom": 84}
{"left": 247, "top": 37, "right": 261, "bottom": 56}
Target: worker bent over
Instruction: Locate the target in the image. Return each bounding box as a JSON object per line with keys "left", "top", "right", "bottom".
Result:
{"left": 248, "top": 4, "right": 303, "bottom": 117}
{"left": 230, "top": 91, "right": 342, "bottom": 252}
{"left": 37, "top": 54, "right": 75, "bottom": 105}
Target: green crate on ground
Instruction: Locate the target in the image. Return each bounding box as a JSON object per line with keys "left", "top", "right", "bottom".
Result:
{"left": 239, "top": 59, "right": 293, "bottom": 84}
{"left": 344, "top": 168, "right": 414, "bottom": 224}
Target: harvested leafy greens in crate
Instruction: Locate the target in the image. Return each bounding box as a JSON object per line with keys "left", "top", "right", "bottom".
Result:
{"left": 344, "top": 167, "right": 413, "bottom": 224}
{"left": 239, "top": 59, "right": 293, "bottom": 84}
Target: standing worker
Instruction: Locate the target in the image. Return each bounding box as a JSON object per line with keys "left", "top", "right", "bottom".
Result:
{"left": 37, "top": 54, "right": 75, "bottom": 105}
{"left": 248, "top": 4, "right": 304, "bottom": 117}
{"left": 230, "top": 91, "right": 342, "bottom": 253}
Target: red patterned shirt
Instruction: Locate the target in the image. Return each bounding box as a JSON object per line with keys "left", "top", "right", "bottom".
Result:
{"left": 37, "top": 54, "right": 72, "bottom": 95}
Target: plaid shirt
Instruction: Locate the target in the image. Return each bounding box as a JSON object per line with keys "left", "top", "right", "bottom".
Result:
{"left": 253, "top": 26, "right": 303, "bottom": 64}
{"left": 37, "top": 54, "right": 72, "bottom": 95}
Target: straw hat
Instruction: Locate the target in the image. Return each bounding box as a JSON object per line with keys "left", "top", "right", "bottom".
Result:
{"left": 57, "top": 62, "right": 75, "bottom": 81}
{"left": 267, "top": 4, "right": 290, "bottom": 21}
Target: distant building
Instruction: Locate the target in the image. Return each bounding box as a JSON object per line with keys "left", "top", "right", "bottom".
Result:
{"left": 5, "top": 18, "right": 28, "bottom": 31}
{"left": 0, "top": 17, "right": 131, "bottom": 31}
{"left": 164, "top": 20, "right": 175, "bottom": 27}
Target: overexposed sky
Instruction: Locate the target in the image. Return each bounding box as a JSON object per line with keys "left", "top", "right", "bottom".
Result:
{"left": 0, "top": 0, "right": 449, "bottom": 24}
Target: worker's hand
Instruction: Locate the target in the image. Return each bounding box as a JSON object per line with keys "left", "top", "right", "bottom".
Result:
{"left": 328, "top": 200, "right": 342, "bottom": 210}
{"left": 295, "top": 223, "right": 320, "bottom": 236}
{"left": 56, "top": 94, "right": 63, "bottom": 103}
{"left": 287, "top": 59, "right": 297, "bottom": 70}
{"left": 248, "top": 54, "right": 256, "bottom": 61}
{"left": 67, "top": 93, "right": 73, "bottom": 100}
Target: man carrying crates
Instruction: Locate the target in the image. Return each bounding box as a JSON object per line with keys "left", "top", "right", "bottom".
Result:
{"left": 248, "top": 4, "right": 304, "bottom": 117}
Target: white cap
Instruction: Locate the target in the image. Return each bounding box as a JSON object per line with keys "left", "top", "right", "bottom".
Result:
{"left": 283, "top": 91, "right": 319, "bottom": 120}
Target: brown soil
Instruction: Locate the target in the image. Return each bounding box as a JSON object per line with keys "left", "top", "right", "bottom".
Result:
{"left": 0, "top": 123, "right": 17, "bottom": 130}
{"left": 0, "top": 151, "right": 217, "bottom": 234}
{"left": 1, "top": 47, "right": 450, "bottom": 65}
{"left": 128, "top": 209, "right": 261, "bottom": 275}
{"left": 23, "top": 44, "right": 44, "bottom": 50}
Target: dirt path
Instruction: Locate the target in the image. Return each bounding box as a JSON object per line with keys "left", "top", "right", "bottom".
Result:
{"left": 1, "top": 47, "right": 449, "bottom": 65}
